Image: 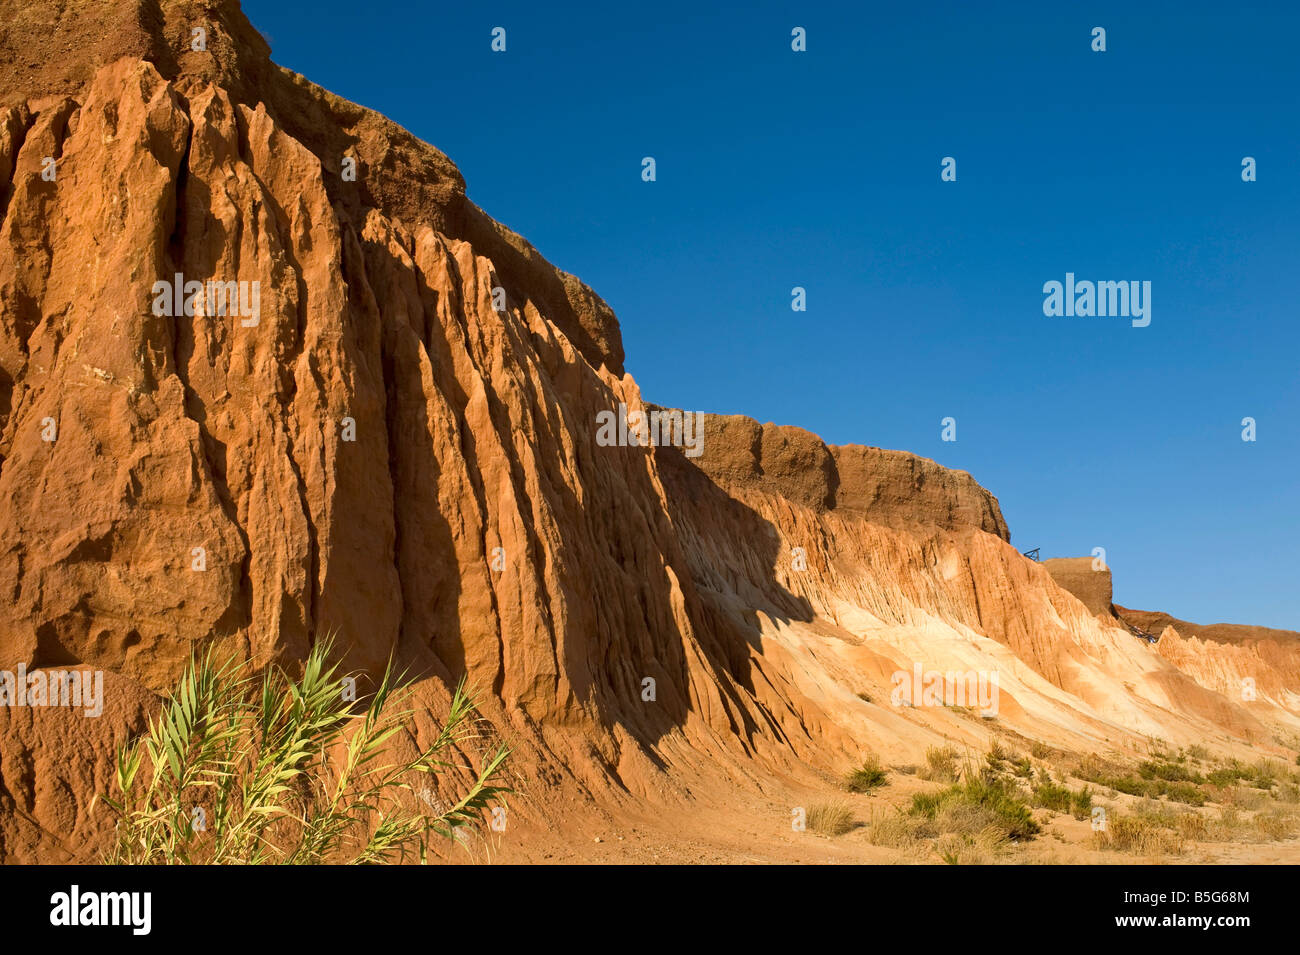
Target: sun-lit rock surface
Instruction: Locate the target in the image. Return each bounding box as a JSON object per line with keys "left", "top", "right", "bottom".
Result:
{"left": 0, "top": 0, "right": 1295, "bottom": 863}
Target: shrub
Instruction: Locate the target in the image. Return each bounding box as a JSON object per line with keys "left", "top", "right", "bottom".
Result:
{"left": 846, "top": 755, "right": 889, "bottom": 793}
{"left": 808, "top": 801, "right": 855, "bottom": 836}
{"left": 1207, "top": 766, "right": 1248, "bottom": 787}
{"left": 1138, "top": 760, "right": 1203, "bottom": 783}
{"left": 1103, "top": 774, "right": 1162, "bottom": 799}
{"left": 866, "top": 808, "right": 922, "bottom": 848}
{"left": 936, "top": 826, "right": 1008, "bottom": 864}
{"left": 1174, "top": 812, "right": 1210, "bottom": 841}
{"left": 1093, "top": 815, "right": 1184, "bottom": 856}
{"left": 1248, "top": 760, "right": 1282, "bottom": 790}
{"left": 1070, "top": 786, "right": 1094, "bottom": 820}
{"left": 911, "top": 777, "right": 1039, "bottom": 840}
{"left": 1031, "top": 781, "right": 1073, "bottom": 813}
{"left": 97, "top": 639, "right": 510, "bottom": 864}
{"left": 1255, "top": 811, "right": 1296, "bottom": 840}
{"left": 1032, "top": 780, "right": 1093, "bottom": 819}
{"left": 1220, "top": 786, "right": 1269, "bottom": 810}
{"left": 1217, "top": 806, "right": 1242, "bottom": 833}
{"left": 920, "top": 746, "right": 961, "bottom": 783}
{"left": 1165, "top": 782, "right": 1207, "bottom": 806}
{"left": 1075, "top": 753, "right": 1107, "bottom": 780}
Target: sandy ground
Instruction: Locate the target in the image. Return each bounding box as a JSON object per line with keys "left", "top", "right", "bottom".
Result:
{"left": 444, "top": 771, "right": 1300, "bottom": 865}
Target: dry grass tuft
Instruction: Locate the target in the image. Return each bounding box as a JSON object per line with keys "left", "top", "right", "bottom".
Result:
{"left": 919, "top": 746, "right": 961, "bottom": 783}
{"left": 807, "top": 801, "right": 855, "bottom": 836}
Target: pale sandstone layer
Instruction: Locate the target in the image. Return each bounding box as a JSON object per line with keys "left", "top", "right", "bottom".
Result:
{"left": 0, "top": 0, "right": 1296, "bottom": 863}
{"left": 1120, "top": 609, "right": 1300, "bottom": 714}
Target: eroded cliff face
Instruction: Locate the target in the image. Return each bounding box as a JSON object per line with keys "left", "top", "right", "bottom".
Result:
{"left": 1117, "top": 609, "right": 1300, "bottom": 714}
{"left": 679, "top": 412, "right": 1009, "bottom": 539}
{"left": 0, "top": 0, "right": 1295, "bottom": 864}
{"left": 0, "top": 0, "right": 841, "bottom": 862}
{"left": 1043, "top": 557, "right": 1115, "bottom": 618}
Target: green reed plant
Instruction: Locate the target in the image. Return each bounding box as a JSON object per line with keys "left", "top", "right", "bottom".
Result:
{"left": 98, "top": 638, "right": 509, "bottom": 864}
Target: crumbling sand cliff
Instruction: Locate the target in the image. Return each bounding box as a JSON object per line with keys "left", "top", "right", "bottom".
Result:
{"left": 0, "top": 0, "right": 1295, "bottom": 863}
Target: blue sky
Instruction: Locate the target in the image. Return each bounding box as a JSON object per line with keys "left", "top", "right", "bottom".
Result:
{"left": 244, "top": 0, "right": 1299, "bottom": 628}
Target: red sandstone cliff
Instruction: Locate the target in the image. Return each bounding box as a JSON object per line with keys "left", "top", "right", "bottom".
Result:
{"left": 0, "top": 0, "right": 1295, "bottom": 863}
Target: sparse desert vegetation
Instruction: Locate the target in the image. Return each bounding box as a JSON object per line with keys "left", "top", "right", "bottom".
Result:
{"left": 919, "top": 746, "right": 961, "bottom": 783}
{"left": 860, "top": 750, "right": 1042, "bottom": 861}
{"left": 1031, "top": 779, "right": 1093, "bottom": 819}
{"left": 1092, "top": 814, "right": 1186, "bottom": 856}
{"left": 911, "top": 776, "right": 1040, "bottom": 840}
{"left": 837, "top": 739, "right": 1300, "bottom": 863}
{"left": 846, "top": 755, "right": 889, "bottom": 793}
{"left": 807, "top": 801, "right": 856, "bottom": 836}
{"left": 1065, "top": 745, "right": 1300, "bottom": 859}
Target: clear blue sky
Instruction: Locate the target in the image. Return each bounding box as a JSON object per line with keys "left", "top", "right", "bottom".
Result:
{"left": 244, "top": 0, "right": 1300, "bottom": 629}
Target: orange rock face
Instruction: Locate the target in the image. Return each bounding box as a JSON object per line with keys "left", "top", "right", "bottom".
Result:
{"left": 0, "top": 0, "right": 1295, "bottom": 863}
{"left": 680, "top": 411, "right": 1009, "bottom": 538}
{"left": 1043, "top": 557, "right": 1115, "bottom": 618}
